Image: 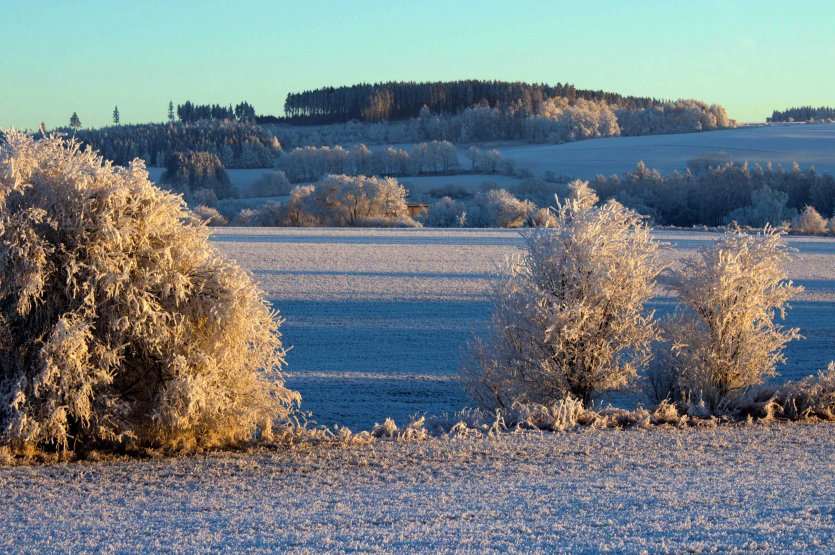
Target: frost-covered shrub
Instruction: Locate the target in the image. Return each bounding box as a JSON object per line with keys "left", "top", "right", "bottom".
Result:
{"left": 0, "top": 131, "right": 299, "bottom": 452}
{"left": 467, "top": 189, "right": 534, "bottom": 228}
{"left": 461, "top": 186, "right": 662, "bottom": 408}
{"left": 297, "top": 174, "right": 417, "bottom": 227}
{"left": 658, "top": 228, "right": 802, "bottom": 412}
{"left": 792, "top": 205, "right": 828, "bottom": 234}
{"left": 772, "top": 363, "right": 835, "bottom": 420}
{"left": 724, "top": 186, "right": 795, "bottom": 228}
{"left": 161, "top": 151, "right": 235, "bottom": 199}
{"left": 188, "top": 187, "right": 219, "bottom": 208}
{"left": 191, "top": 204, "right": 228, "bottom": 226}
{"left": 425, "top": 196, "right": 467, "bottom": 227}
{"left": 249, "top": 170, "right": 291, "bottom": 198}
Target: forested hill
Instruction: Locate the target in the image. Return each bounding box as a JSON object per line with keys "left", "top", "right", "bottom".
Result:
{"left": 283, "top": 80, "right": 665, "bottom": 124}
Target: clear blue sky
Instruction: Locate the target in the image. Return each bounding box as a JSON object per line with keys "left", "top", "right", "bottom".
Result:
{"left": 2, "top": 0, "right": 833, "bottom": 129}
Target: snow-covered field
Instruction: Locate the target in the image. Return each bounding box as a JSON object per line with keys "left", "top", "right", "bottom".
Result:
{"left": 211, "top": 228, "right": 835, "bottom": 431}
{"left": 491, "top": 123, "right": 835, "bottom": 179}
{"left": 3, "top": 227, "right": 833, "bottom": 554}
{"left": 3, "top": 424, "right": 833, "bottom": 553}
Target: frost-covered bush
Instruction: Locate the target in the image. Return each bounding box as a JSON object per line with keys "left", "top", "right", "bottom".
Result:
{"left": 461, "top": 185, "right": 662, "bottom": 408}
{"left": 0, "top": 131, "right": 299, "bottom": 452}
{"left": 188, "top": 187, "right": 219, "bottom": 208}
{"left": 424, "top": 196, "right": 467, "bottom": 227}
{"left": 467, "top": 189, "right": 534, "bottom": 228}
{"left": 249, "top": 170, "right": 291, "bottom": 198}
{"left": 792, "top": 205, "right": 828, "bottom": 234}
{"left": 772, "top": 363, "right": 835, "bottom": 420}
{"left": 725, "top": 186, "right": 795, "bottom": 228}
{"left": 191, "top": 204, "right": 228, "bottom": 226}
{"left": 656, "top": 228, "right": 801, "bottom": 412}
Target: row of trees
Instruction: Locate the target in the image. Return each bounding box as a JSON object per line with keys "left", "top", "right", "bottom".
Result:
{"left": 274, "top": 100, "right": 734, "bottom": 149}
{"left": 769, "top": 106, "right": 835, "bottom": 123}
{"left": 71, "top": 120, "right": 280, "bottom": 168}
{"left": 281, "top": 80, "right": 663, "bottom": 124}
{"left": 462, "top": 183, "right": 807, "bottom": 415}
{"left": 276, "top": 141, "right": 477, "bottom": 182}
{"left": 593, "top": 157, "right": 835, "bottom": 227}
{"left": 176, "top": 101, "right": 257, "bottom": 123}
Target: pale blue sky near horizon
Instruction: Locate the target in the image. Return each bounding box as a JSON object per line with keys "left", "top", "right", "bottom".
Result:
{"left": 1, "top": 0, "right": 833, "bottom": 129}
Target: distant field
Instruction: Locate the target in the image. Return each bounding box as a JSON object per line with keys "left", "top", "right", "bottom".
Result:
{"left": 489, "top": 123, "right": 835, "bottom": 179}
{"left": 212, "top": 228, "right": 835, "bottom": 430}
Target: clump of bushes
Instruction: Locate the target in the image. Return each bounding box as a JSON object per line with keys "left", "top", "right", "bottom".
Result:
{"left": 461, "top": 181, "right": 662, "bottom": 407}
{"left": 239, "top": 174, "right": 420, "bottom": 228}
{"left": 461, "top": 187, "right": 827, "bottom": 421}
{"left": 0, "top": 131, "right": 299, "bottom": 454}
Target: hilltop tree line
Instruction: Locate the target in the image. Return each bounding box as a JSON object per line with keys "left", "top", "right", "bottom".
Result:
{"left": 71, "top": 119, "right": 280, "bottom": 169}
{"left": 282, "top": 80, "right": 668, "bottom": 124}
{"left": 769, "top": 106, "right": 835, "bottom": 123}
{"left": 276, "top": 99, "right": 733, "bottom": 149}
{"left": 176, "top": 101, "right": 256, "bottom": 123}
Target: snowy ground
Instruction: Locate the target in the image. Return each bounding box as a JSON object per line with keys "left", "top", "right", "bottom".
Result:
{"left": 3, "top": 227, "right": 833, "bottom": 554}
{"left": 211, "top": 228, "right": 835, "bottom": 431}
{"left": 490, "top": 123, "right": 835, "bottom": 179}
{"left": 2, "top": 424, "right": 833, "bottom": 553}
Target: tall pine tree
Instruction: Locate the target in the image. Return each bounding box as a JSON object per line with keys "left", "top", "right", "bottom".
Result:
{"left": 112, "top": 106, "right": 120, "bottom": 125}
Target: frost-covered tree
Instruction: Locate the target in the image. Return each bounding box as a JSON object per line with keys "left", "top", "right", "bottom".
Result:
{"left": 161, "top": 151, "right": 234, "bottom": 198}
{"left": 467, "top": 189, "right": 534, "bottom": 228}
{"left": 792, "top": 206, "right": 828, "bottom": 234}
{"left": 249, "top": 170, "right": 292, "bottom": 198}
{"left": 656, "top": 228, "right": 802, "bottom": 411}
{"left": 425, "top": 196, "right": 467, "bottom": 227}
{"left": 0, "top": 131, "right": 299, "bottom": 452}
{"left": 461, "top": 189, "right": 662, "bottom": 408}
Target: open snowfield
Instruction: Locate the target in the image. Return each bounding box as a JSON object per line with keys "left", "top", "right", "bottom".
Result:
{"left": 491, "top": 123, "right": 835, "bottom": 179}
{"left": 2, "top": 424, "right": 834, "bottom": 553}
{"left": 2, "top": 227, "right": 833, "bottom": 554}
{"left": 210, "top": 228, "right": 835, "bottom": 431}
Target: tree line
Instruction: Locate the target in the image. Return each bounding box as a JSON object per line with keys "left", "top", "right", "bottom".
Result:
{"left": 275, "top": 99, "right": 734, "bottom": 149}
{"left": 593, "top": 156, "right": 835, "bottom": 227}
{"left": 71, "top": 119, "right": 280, "bottom": 169}
{"left": 769, "top": 106, "right": 835, "bottom": 123}
{"left": 176, "top": 101, "right": 256, "bottom": 123}
{"left": 281, "top": 80, "right": 668, "bottom": 124}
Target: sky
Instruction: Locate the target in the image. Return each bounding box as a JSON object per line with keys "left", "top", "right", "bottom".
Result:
{"left": 1, "top": 0, "right": 834, "bottom": 129}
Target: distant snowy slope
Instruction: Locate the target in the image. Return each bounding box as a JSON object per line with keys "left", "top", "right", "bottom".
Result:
{"left": 491, "top": 123, "right": 835, "bottom": 178}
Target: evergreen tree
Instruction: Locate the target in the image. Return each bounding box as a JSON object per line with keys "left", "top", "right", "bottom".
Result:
{"left": 168, "top": 100, "right": 175, "bottom": 123}
{"left": 112, "top": 106, "right": 120, "bottom": 125}
{"left": 69, "top": 112, "right": 81, "bottom": 130}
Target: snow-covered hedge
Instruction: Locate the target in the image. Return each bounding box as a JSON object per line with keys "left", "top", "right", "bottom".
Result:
{"left": 0, "top": 131, "right": 299, "bottom": 453}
